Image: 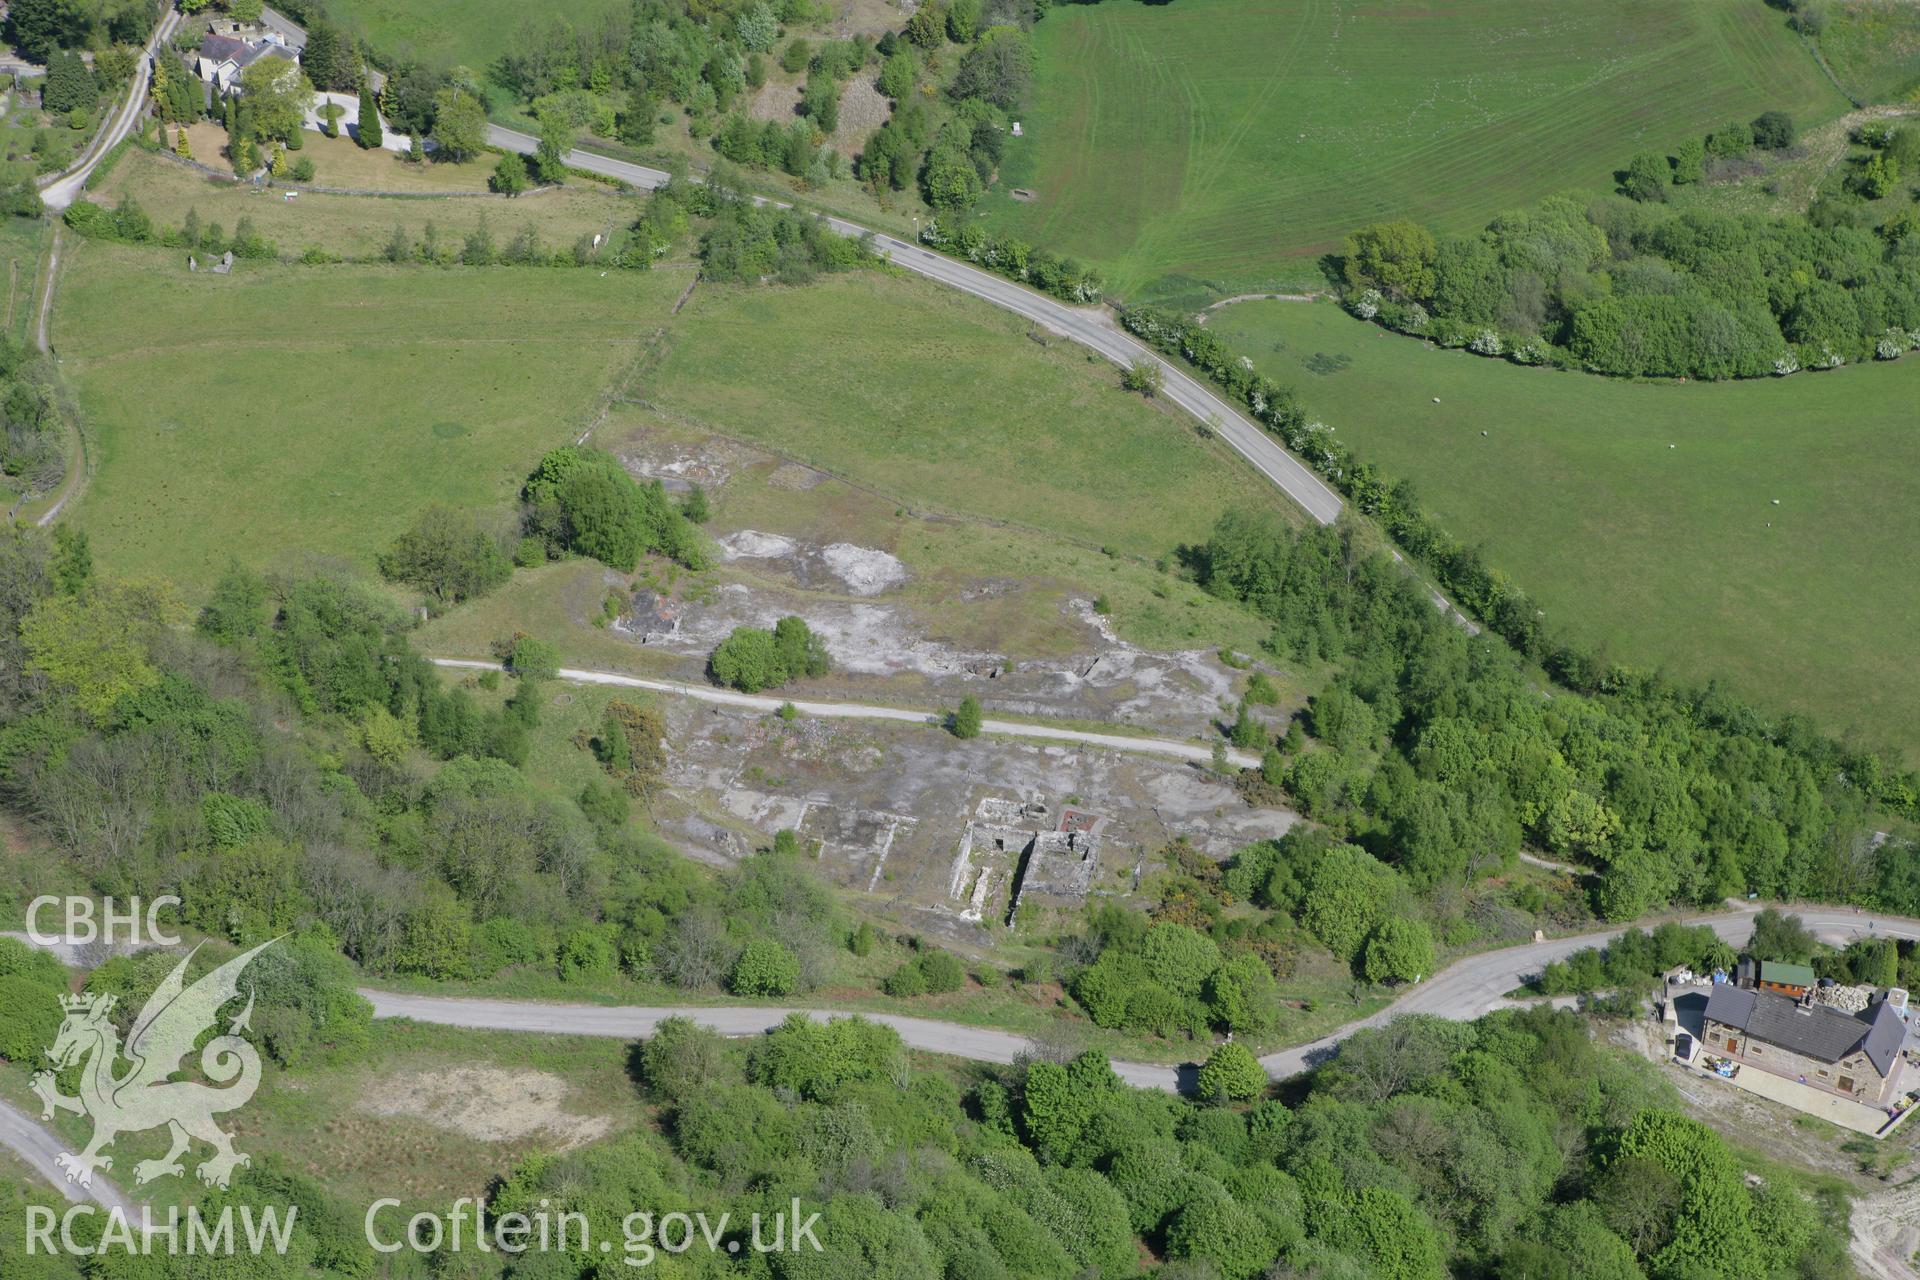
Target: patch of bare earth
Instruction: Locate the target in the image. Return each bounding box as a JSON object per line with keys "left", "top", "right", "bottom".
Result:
{"left": 747, "top": 80, "right": 804, "bottom": 125}
{"left": 827, "top": 0, "right": 904, "bottom": 38}
{"left": 1852, "top": 1182, "right": 1920, "bottom": 1280}
{"left": 362, "top": 1067, "right": 614, "bottom": 1151}
{"left": 830, "top": 78, "right": 890, "bottom": 155}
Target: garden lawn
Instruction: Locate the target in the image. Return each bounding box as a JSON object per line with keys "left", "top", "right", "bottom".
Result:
{"left": 985, "top": 0, "right": 1849, "bottom": 300}
{"left": 644, "top": 272, "right": 1285, "bottom": 557}
{"left": 1207, "top": 299, "right": 1920, "bottom": 756}
{"left": 169, "top": 123, "right": 500, "bottom": 193}
{"left": 56, "top": 244, "right": 682, "bottom": 590}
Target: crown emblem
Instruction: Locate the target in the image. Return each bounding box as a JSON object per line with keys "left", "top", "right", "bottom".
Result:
{"left": 60, "top": 992, "right": 114, "bottom": 1014}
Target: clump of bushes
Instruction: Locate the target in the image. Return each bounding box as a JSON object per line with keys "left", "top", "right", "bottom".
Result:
{"left": 521, "top": 445, "right": 709, "bottom": 570}
{"left": 882, "top": 945, "right": 966, "bottom": 997}
{"left": 709, "top": 616, "right": 830, "bottom": 692}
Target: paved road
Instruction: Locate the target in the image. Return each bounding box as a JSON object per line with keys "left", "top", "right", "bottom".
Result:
{"left": 0, "top": 1097, "right": 138, "bottom": 1215}
{"left": 7, "top": 904, "right": 1915, "bottom": 1203}
{"left": 433, "top": 657, "right": 1262, "bottom": 770}
{"left": 362, "top": 902, "right": 1920, "bottom": 1094}
{"left": 488, "top": 126, "right": 1344, "bottom": 527}
{"left": 41, "top": 6, "right": 182, "bottom": 211}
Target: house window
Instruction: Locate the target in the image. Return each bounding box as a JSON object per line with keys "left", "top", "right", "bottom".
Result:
{"left": 1705, "top": 1032, "right": 1719, "bottom": 1046}
{"left": 1750, "top": 1045, "right": 1763, "bottom": 1057}
{"left": 1816, "top": 1069, "right": 1830, "bottom": 1079}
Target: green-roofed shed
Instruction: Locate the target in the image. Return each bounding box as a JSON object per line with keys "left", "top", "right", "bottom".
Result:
{"left": 1758, "top": 960, "right": 1817, "bottom": 995}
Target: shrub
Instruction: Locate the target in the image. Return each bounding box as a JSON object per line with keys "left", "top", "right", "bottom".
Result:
{"left": 522, "top": 445, "right": 707, "bottom": 569}
{"left": 884, "top": 947, "right": 966, "bottom": 996}
{"left": 729, "top": 938, "right": 801, "bottom": 996}
{"left": 950, "top": 695, "right": 982, "bottom": 738}
{"left": 1361, "top": 917, "right": 1435, "bottom": 984}
{"left": 504, "top": 635, "right": 559, "bottom": 681}
{"left": 1751, "top": 111, "right": 1795, "bottom": 151}
{"left": 557, "top": 928, "right": 614, "bottom": 980}
{"left": 378, "top": 506, "right": 512, "bottom": 607}
{"left": 1194, "top": 1042, "right": 1267, "bottom": 1102}
{"left": 0, "top": 973, "right": 62, "bottom": 1063}
{"left": 709, "top": 616, "right": 829, "bottom": 692}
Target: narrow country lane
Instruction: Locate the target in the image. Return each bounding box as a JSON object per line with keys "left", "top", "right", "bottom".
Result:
{"left": 41, "top": 6, "right": 183, "bottom": 212}
{"left": 357, "top": 904, "right": 1920, "bottom": 1091}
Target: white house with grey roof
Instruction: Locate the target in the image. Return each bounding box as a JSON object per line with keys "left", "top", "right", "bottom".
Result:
{"left": 1702, "top": 984, "right": 1910, "bottom": 1107}
{"left": 191, "top": 25, "right": 299, "bottom": 98}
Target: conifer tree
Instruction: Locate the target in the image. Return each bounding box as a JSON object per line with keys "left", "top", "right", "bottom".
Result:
{"left": 356, "top": 79, "right": 382, "bottom": 149}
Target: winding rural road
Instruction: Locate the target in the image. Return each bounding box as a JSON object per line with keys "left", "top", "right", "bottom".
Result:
{"left": 363, "top": 902, "right": 1920, "bottom": 1093}
{"left": 433, "top": 657, "right": 1261, "bottom": 770}
{"left": 40, "top": 6, "right": 183, "bottom": 212}
{"left": 7, "top": 903, "right": 1916, "bottom": 1211}
{"left": 489, "top": 126, "right": 1344, "bottom": 527}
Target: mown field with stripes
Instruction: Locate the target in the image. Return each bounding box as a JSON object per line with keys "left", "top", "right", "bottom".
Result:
{"left": 984, "top": 0, "right": 1850, "bottom": 300}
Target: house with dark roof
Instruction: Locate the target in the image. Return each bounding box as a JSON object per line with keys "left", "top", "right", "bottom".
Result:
{"left": 191, "top": 23, "right": 299, "bottom": 98}
{"left": 1702, "top": 985, "right": 1910, "bottom": 1106}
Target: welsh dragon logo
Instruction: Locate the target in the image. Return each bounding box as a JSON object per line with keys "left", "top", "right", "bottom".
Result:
{"left": 31, "top": 938, "right": 278, "bottom": 1189}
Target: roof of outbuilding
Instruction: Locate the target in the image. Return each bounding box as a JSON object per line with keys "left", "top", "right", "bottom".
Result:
{"left": 1760, "top": 960, "right": 1818, "bottom": 988}
{"left": 1706, "top": 984, "right": 1903, "bottom": 1073}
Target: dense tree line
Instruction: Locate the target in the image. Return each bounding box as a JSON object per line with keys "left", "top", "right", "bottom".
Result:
{"left": 1185, "top": 509, "right": 1917, "bottom": 922}
{"left": 918, "top": 215, "right": 1102, "bottom": 301}
{"left": 65, "top": 194, "right": 277, "bottom": 259}
{"left": 1045, "top": 830, "right": 1445, "bottom": 1045}
{"left": 14, "top": 1001, "right": 1846, "bottom": 1279}
{"left": 476, "top": 1005, "right": 1843, "bottom": 1280}
{"left": 1535, "top": 908, "right": 1917, "bottom": 996}
{"left": 5, "top": 0, "right": 154, "bottom": 63}
{"left": 0, "top": 523, "right": 864, "bottom": 996}
{"left": 855, "top": 19, "right": 1030, "bottom": 212}
{"left": 1340, "top": 186, "right": 1920, "bottom": 378}
{"left": 699, "top": 193, "right": 872, "bottom": 282}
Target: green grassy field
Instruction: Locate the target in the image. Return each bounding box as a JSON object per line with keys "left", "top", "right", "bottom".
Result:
{"left": 91, "top": 148, "right": 641, "bottom": 260}
{"left": 322, "top": 0, "right": 627, "bottom": 73}
{"left": 1207, "top": 299, "right": 1920, "bottom": 754}
{"left": 1818, "top": 0, "right": 1920, "bottom": 104}
{"left": 57, "top": 244, "right": 682, "bottom": 588}
{"left": 985, "top": 0, "right": 1849, "bottom": 300}
{"left": 644, "top": 272, "right": 1282, "bottom": 556}
{"left": 56, "top": 244, "right": 1292, "bottom": 624}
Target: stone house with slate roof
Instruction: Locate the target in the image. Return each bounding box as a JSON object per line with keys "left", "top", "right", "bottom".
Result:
{"left": 1702, "top": 985, "right": 1909, "bottom": 1106}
